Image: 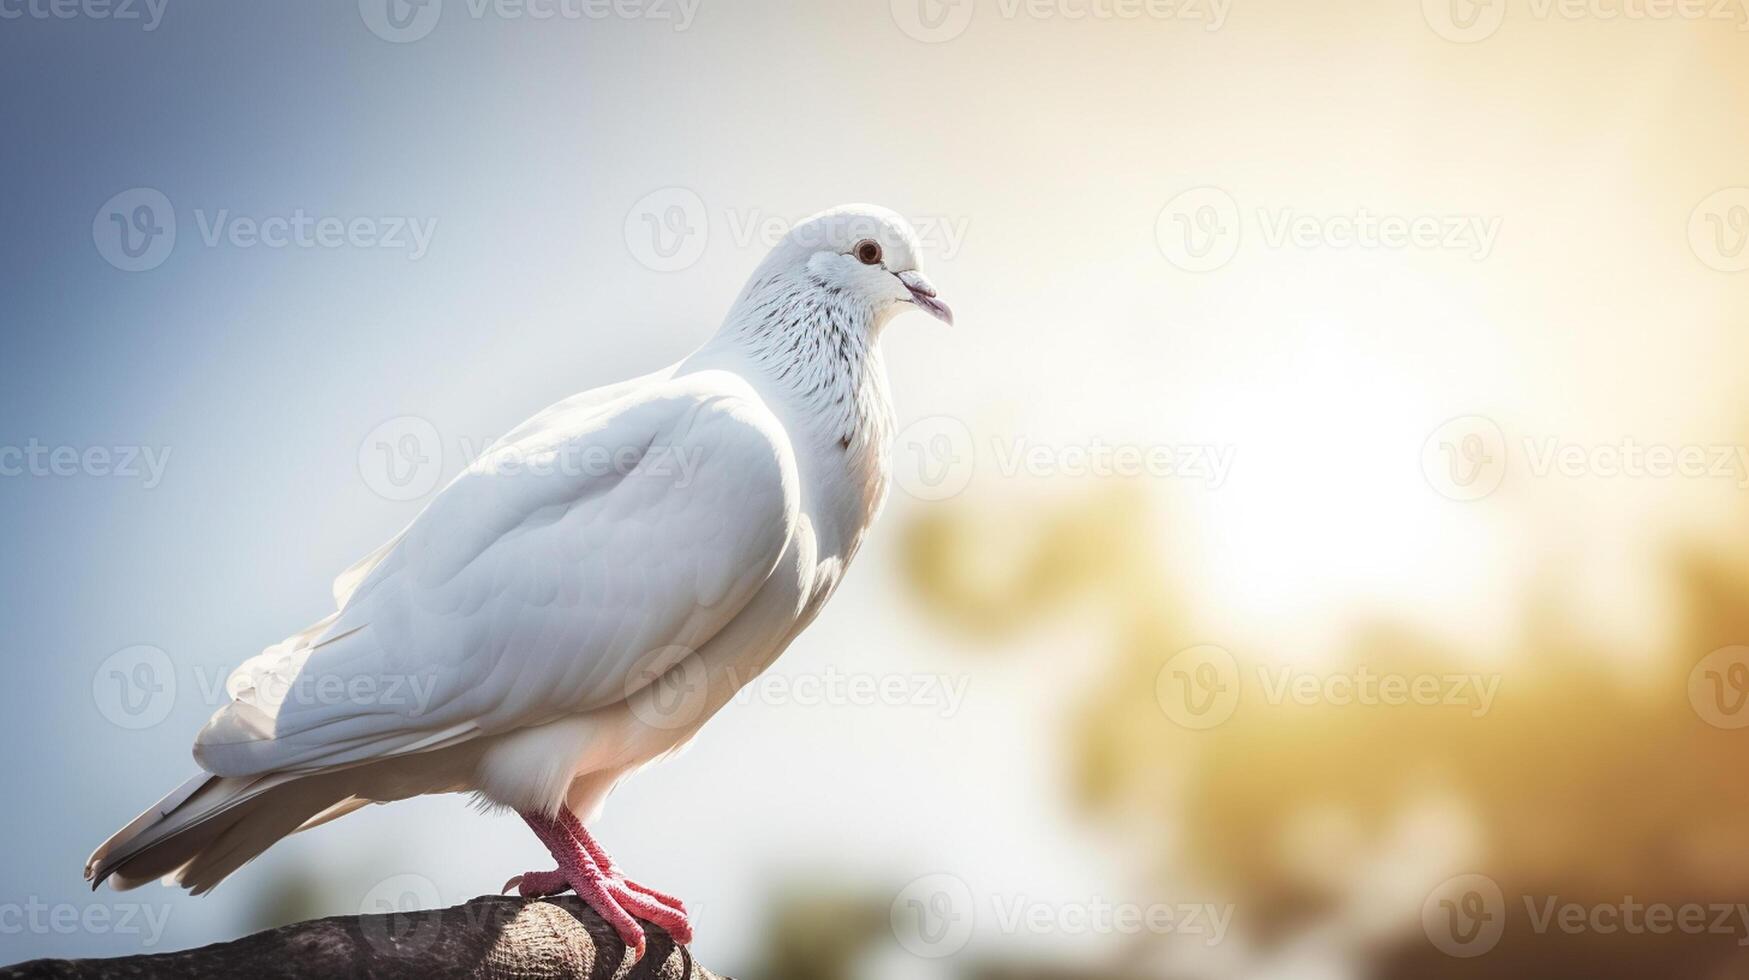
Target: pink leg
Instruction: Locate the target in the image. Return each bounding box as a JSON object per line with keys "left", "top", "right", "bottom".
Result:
{"left": 557, "top": 808, "right": 689, "bottom": 915}
{"left": 505, "top": 808, "right": 693, "bottom": 957}
{"left": 514, "top": 811, "right": 648, "bottom": 961}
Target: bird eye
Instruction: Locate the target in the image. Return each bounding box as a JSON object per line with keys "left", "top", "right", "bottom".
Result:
{"left": 854, "top": 240, "right": 883, "bottom": 265}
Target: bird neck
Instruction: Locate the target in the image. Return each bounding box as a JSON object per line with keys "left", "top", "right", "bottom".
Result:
{"left": 712, "top": 269, "right": 895, "bottom": 458}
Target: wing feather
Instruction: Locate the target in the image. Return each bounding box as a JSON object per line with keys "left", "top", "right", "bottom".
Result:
{"left": 194, "top": 370, "right": 796, "bottom": 778}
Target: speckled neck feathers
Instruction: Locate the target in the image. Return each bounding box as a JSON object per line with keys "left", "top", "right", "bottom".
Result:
{"left": 720, "top": 269, "right": 894, "bottom": 456}
{"left": 715, "top": 268, "right": 895, "bottom": 538}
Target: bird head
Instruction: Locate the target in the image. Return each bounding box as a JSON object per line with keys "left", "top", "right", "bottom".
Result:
{"left": 744, "top": 204, "right": 953, "bottom": 329}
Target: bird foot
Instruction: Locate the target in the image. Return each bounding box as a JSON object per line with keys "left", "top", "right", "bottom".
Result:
{"left": 513, "top": 808, "right": 697, "bottom": 960}
{"left": 502, "top": 868, "right": 693, "bottom": 951}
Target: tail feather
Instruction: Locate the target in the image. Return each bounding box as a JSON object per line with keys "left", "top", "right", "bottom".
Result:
{"left": 84, "top": 773, "right": 211, "bottom": 886}
{"left": 178, "top": 792, "right": 331, "bottom": 895}
{"left": 86, "top": 770, "right": 355, "bottom": 893}
{"left": 87, "top": 742, "right": 481, "bottom": 894}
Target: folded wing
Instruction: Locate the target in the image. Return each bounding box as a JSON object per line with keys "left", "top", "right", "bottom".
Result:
{"left": 194, "top": 371, "right": 798, "bottom": 778}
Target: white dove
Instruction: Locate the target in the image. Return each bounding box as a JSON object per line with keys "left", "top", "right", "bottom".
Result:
{"left": 85, "top": 203, "right": 952, "bottom": 960}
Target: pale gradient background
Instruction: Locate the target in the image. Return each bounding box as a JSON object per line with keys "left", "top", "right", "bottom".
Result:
{"left": 3, "top": 0, "right": 1749, "bottom": 976}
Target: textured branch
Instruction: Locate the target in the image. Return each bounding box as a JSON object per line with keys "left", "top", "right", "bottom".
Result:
{"left": 2, "top": 896, "right": 723, "bottom": 980}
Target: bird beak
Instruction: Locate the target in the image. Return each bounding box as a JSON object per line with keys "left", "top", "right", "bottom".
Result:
{"left": 897, "top": 270, "right": 953, "bottom": 326}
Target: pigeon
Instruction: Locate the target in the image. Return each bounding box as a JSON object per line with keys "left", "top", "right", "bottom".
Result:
{"left": 85, "top": 203, "right": 952, "bottom": 961}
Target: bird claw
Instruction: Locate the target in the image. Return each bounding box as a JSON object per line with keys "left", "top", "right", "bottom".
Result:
{"left": 501, "top": 869, "right": 686, "bottom": 951}
{"left": 616, "top": 876, "right": 688, "bottom": 917}
{"left": 513, "top": 811, "right": 689, "bottom": 958}
{"left": 605, "top": 878, "right": 693, "bottom": 945}
{"left": 508, "top": 869, "right": 571, "bottom": 898}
